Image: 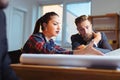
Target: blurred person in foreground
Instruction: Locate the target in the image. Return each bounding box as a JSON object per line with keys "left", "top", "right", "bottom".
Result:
{"left": 0, "top": 0, "right": 19, "bottom": 79}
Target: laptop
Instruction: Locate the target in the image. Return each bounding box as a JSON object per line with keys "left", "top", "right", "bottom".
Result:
{"left": 20, "top": 48, "right": 120, "bottom": 69}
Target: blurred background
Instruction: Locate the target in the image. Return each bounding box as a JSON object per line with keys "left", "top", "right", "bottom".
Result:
{"left": 5, "top": 0, "right": 120, "bottom": 52}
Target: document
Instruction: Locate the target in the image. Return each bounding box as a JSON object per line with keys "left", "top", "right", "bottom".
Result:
{"left": 105, "top": 48, "right": 120, "bottom": 56}
{"left": 20, "top": 48, "right": 120, "bottom": 69}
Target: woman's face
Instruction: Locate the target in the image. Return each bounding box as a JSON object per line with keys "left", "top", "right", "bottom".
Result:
{"left": 44, "top": 15, "right": 61, "bottom": 37}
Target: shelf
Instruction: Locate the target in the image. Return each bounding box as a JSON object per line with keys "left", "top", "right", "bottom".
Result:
{"left": 89, "top": 13, "right": 119, "bottom": 18}
{"left": 95, "top": 29, "right": 119, "bottom": 31}
{"left": 89, "top": 13, "right": 119, "bottom": 50}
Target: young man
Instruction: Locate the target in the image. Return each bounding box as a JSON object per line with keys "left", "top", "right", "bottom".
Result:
{"left": 71, "top": 15, "right": 113, "bottom": 53}
{"left": 0, "top": 0, "right": 19, "bottom": 80}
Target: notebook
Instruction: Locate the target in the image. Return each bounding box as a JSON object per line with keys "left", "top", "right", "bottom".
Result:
{"left": 20, "top": 48, "right": 120, "bottom": 69}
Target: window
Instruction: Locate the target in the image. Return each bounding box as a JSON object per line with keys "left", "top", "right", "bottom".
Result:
{"left": 63, "top": 1, "right": 91, "bottom": 48}
{"left": 41, "top": 1, "right": 91, "bottom": 48}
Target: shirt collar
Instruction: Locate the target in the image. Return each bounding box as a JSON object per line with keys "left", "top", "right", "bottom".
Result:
{"left": 45, "top": 37, "right": 50, "bottom": 42}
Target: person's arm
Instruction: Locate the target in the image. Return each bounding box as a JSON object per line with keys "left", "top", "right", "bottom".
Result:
{"left": 92, "top": 32, "right": 101, "bottom": 47}
{"left": 28, "top": 35, "right": 103, "bottom": 55}
{"left": 94, "top": 47, "right": 111, "bottom": 53}
{"left": 74, "top": 45, "right": 86, "bottom": 50}
{"left": 53, "top": 45, "right": 73, "bottom": 54}
{"left": 95, "top": 32, "right": 113, "bottom": 53}
{"left": 54, "top": 40, "right": 103, "bottom": 55}
{"left": 71, "top": 35, "right": 84, "bottom": 50}
{"left": 101, "top": 32, "right": 113, "bottom": 50}
{"left": 71, "top": 33, "right": 103, "bottom": 55}
{"left": 73, "top": 40, "right": 104, "bottom": 55}
{"left": 86, "top": 32, "right": 112, "bottom": 53}
{"left": 26, "top": 35, "right": 73, "bottom": 54}
{"left": 2, "top": 52, "right": 19, "bottom": 80}
{"left": 71, "top": 33, "right": 101, "bottom": 50}
{"left": 89, "top": 32, "right": 113, "bottom": 53}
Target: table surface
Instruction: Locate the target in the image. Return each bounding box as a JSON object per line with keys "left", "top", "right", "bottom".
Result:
{"left": 11, "top": 64, "right": 120, "bottom": 80}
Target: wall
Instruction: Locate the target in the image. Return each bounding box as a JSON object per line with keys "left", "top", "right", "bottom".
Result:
{"left": 38, "top": 0, "right": 120, "bottom": 48}
{"left": 91, "top": 0, "right": 120, "bottom": 47}
{"left": 5, "top": 0, "right": 39, "bottom": 51}
{"left": 39, "top": 0, "right": 90, "bottom": 5}
{"left": 38, "top": 0, "right": 120, "bottom": 15}
{"left": 5, "top": 0, "right": 120, "bottom": 51}
{"left": 91, "top": 0, "right": 120, "bottom": 15}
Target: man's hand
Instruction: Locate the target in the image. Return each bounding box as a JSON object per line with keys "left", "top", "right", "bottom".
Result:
{"left": 92, "top": 32, "right": 101, "bottom": 45}
{"left": 75, "top": 45, "right": 86, "bottom": 50}
{"left": 73, "top": 40, "right": 104, "bottom": 55}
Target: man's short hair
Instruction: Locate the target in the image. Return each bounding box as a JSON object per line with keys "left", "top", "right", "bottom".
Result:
{"left": 75, "top": 15, "right": 89, "bottom": 26}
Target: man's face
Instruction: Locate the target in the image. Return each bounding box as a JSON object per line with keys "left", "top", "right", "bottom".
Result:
{"left": 77, "top": 20, "right": 93, "bottom": 42}
{"left": 0, "top": 0, "right": 9, "bottom": 9}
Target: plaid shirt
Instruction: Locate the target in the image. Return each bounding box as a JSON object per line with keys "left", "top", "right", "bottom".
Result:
{"left": 22, "top": 33, "right": 73, "bottom": 54}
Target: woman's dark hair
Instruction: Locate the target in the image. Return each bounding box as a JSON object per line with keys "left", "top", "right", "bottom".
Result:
{"left": 33, "top": 12, "right": 59, "bottom": 34}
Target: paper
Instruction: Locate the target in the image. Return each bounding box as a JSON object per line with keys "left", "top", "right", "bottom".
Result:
{"left": 105, "top": 48, "right": 120, "bottom": 56}
{"left": 20, "top": 51, "right": 120, "bottom": 68}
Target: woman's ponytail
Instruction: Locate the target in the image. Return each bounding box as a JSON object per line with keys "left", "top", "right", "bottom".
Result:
{"left": 33, "top": 18, "right": 42, "bottom": 34}
{"left": 33, "top": 12, "right": 59, "bottom": 34}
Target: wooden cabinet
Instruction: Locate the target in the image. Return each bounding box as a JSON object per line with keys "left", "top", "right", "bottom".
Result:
{"left": 89, "top": 14, "right": 120, "bottom": 50}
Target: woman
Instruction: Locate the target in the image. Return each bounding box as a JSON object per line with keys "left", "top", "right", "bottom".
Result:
{"left": 22, "top": 12, "right": 103, "bottom": 55}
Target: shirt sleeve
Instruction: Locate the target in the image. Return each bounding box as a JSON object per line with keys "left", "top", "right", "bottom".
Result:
{"left": 25, "top": 35, "right": 73, "bottom": 54}
{"left": 71, "top": 35, "right": 81, "bottom": 50}
{"left": 95, "top": 32, "right": 113, "bottom": 53}
{"left": 100, "top": 32, "right": 113, "bottom": 51}
{"left": 53, "top": 44, "right": 73, "bottom": 54}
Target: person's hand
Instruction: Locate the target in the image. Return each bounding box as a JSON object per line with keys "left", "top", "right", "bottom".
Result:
{"left": 73, "top": 40, "right": 104, "bottom": 55}
{"left": 92, "top": 32, "right": 101, "bottom": 45}
{"left": 75, "top": 45, "right": 86, "bottom": 50}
